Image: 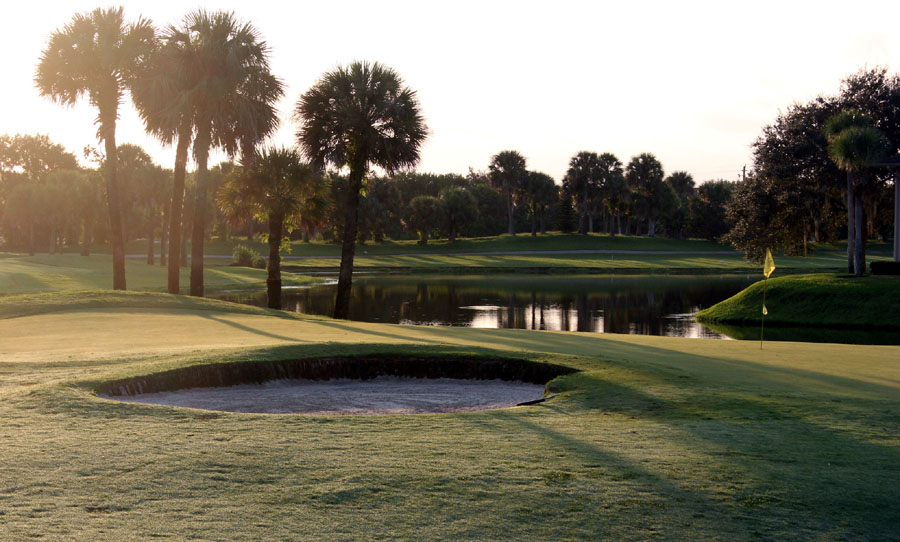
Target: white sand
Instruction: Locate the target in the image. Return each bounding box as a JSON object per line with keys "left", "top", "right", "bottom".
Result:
{"left": 107, "top": 377, "right": 546, "bottom": 415}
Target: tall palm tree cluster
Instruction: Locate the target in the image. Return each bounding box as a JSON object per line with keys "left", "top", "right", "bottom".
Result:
{"left": 34, "top": 7, "right": 428, "bottom": 316}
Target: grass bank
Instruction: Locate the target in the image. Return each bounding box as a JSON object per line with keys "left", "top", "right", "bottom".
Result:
{"left": 0, "top": 292, "right": 898, "bottom": 540}
{"left": 696, "top": 273, "right": 900, "bottom": 329}
{"left": 0, "top": 253, "right": 321, "bottom": 296}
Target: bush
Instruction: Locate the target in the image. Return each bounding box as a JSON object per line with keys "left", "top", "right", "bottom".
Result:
{"left": 232, "top": 244, "right": 261, "bottom": 267}
{"left": 252, "top": 256, "right": 267, "bottom": 269}
{"left": 871, "top": 261, "right": 900, "bottom": 275}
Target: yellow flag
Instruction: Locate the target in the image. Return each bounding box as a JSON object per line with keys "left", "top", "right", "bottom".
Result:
{"left": 763, "top": 249, "right": 776, "bottom": 279}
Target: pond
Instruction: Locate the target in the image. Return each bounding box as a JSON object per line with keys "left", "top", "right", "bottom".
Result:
{"left": 220, "top": 274, "right": 761, "bottom": 340}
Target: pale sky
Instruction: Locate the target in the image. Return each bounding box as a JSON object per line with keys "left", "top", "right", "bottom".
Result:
{"left": 2, "top": 0, "right": 898, "bottom": 183}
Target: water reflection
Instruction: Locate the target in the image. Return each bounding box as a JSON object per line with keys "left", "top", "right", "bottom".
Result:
{"left": 221, "top": 275, "right": 758, "bottom": 340}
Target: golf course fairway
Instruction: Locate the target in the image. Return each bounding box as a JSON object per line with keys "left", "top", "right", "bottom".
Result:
{"left": 0, "top": 292, "right": 897, "bottom": 540}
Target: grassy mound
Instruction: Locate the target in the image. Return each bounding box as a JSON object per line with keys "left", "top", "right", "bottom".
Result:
{"left": 696, "top": 273, "right": 900, "bottom": 329}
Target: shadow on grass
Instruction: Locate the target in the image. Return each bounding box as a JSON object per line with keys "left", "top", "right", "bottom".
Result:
{"left": 303, "top": 319, "right": 450, "bottom": 345}
{"left": 198, "top": 313, "right": 308, "bottom": 343}
{"left": 478, "top": 360, "right": 900, "bottom": 538}
{"left": 407, "top": 326, "right": 900, "bottom": 398}
{"left": 705, "top": 322, "right": 900, "bottom": 346}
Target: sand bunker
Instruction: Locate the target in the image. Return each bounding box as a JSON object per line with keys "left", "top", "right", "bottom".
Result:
{"left": 110, "top": 376, "right": 546, "bottom": 414}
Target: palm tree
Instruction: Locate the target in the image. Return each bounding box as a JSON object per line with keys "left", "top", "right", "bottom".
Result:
{"left": 295, "top": 61, "right": 428, "bottom": 319}
{"left": 218, "top": 147, "right": 327, "bottom": 309}
{"left": 489, "top": 151, "right": 527, "bottom": 235}
{"left": 441, "top": 187, "right": 477, "bottom": 242}
{"left": 597, "top": 153, "right": 625, "bottom": 234}
{"left": 407, "top": 195, "right": 443, "bottom": 245}
{"left": 563, "top": 152, "right": 601, "bottom": 235}
{"left": 625, "top": 153, "right": 666, "bottom": 237}
{"left": 72, "top": 169, "right": 103, "bottom": 256}
{"left": 521, "top": 172, "right": 557, "bottom": 235}
{"left": 136, "top": 10, "right": 282, "bottom": 296}
{"left": 36, "top": 7, "right": 155, "bottom": 290}
{"left": 825, "top": 111, "right": 888, "bottom": 276}
{"left": 132, "top": 23, "right": 196, "bottom": 293}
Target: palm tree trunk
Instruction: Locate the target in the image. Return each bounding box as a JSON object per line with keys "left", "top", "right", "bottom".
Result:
{"left": 803, "top": 222, "right": 808, "bottom": 258}
{"left": 333, "top": 165, "right": 363, "bottom": 319}
{"left": 267, "top": 212, "right": 283, "bottom": 310}
{"left": 580, "top": 191, "right": 588, "bottom": 235}
{"left": 449, "top": 223, "right": 457, "bottom": 243}
{"left": 147, "top": 223, "right": 154, "bottom": 265}
{"left": 81, "top": 216, "right": 91, "bottom": 256}
{"left": 507, "top": 189, "right": 515, "bottom": 236}
{"left": 160, "top": 209, "right": 168, "bottom": 266}
{"left": 847, "top": 173, "right": 856, "bottom": 274}
{"left": 48, "top": 222, "right": 56, "bottom": 254}
{"left": 101, "top": 114, "right": 126, "bottom": 290}
{"left": 28, "top": 220, "right": 35, "bottom": 256}
{"left": 167, "top": 119, "right": 191, "bottom": 293}
{"left": 531, "top": 208, "right": 537, "bottom": 236}
{"left": 180, "top": 232, "right": 188, "bottom": 268}
{"left": 190, "top": 122, "right": 212, "bottom": 297}
{"left": 854, "top": 192, "right": 864, "bottom": 276}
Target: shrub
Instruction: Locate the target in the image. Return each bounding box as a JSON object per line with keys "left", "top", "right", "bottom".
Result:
{"left": 252, "top": 256, "right": 267, "bottom": 269}
{"left": 232, "top": 244, "right": 261, "bottom": 267}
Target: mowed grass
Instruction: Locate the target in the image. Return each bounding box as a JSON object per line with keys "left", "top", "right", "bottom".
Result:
{"left": 105, "top": 232, "right": 737, "bottom": 257}
{"left": 0, "top": 253, "right": 321, "bottom": 295}
{"left": 0, "top": 292, "right": 898, "bottom": 540}
{"left": 283, "top": 251, "right": 876, "bottom": 271}
{"left": 697, "top": 273, "right": 900, "bottom": 329}
{"left": 33, "top": 233, "right": 893, "bottom": 272}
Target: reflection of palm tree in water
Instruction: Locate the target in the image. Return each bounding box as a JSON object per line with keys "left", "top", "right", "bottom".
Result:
{"left": 577, "top": 293, "right": 590, "bottom": 332}
{"left": 539, "top": 298, "right": 547, "bottom": 330}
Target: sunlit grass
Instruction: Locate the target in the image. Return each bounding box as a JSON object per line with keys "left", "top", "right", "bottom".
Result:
{"left": 0, "top": 253, "right": 321, "bottom": 295}
{"left": 0, "top": 292, "right": 898, "bottom": 539}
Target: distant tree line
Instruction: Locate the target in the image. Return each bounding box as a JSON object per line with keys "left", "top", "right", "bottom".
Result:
{"left": 1, "top": 134, "right": 737, "bottom": 260}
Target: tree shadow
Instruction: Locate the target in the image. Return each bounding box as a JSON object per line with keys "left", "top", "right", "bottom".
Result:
{"left": 481, "top": 361, "right": 900, "bottom": 538}
{"left": 304, "top": 319, "right": 449, "bottom": 345}
{"left": 198, "top": 313, "right": 308, "bottom": 343}
{"left": 407, "top": 326, "right": 900, "bottom": 397}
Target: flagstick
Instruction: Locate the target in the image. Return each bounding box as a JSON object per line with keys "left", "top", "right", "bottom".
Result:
{"left": 760, "top": 277, "right": 767, "bottom": 350}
